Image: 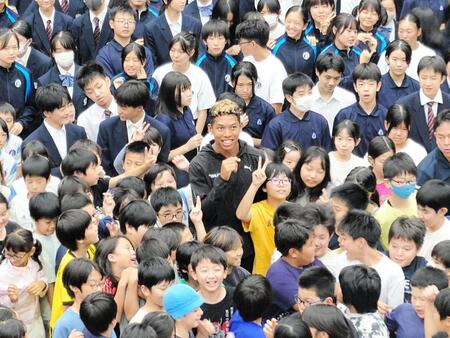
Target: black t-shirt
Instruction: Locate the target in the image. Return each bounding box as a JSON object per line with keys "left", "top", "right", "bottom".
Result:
{"left": 224, "top": 266, "right": 250, "bottom": 288}
{"left": 201, "top": 286, "right": 235, "bottom": 337}
{"left": 91, "top": 177, "right": 110, "bottom": 208}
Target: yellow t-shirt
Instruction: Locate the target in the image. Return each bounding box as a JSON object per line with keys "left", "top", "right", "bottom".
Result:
{"left": 243, "top": 200, "right": 275, "bottom": 276}
{"left": 49, "top": 245, "right": 96, "bottom": 331}
{"left": 375, "top": 196, "right": 417, "bottom": 250}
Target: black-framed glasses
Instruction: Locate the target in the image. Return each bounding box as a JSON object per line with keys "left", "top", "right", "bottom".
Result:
{"left": 268, "top": 177, "right": 292, "bottom": 186}
{"left": 294, "top": 295, "right": 322, "bottom": 306}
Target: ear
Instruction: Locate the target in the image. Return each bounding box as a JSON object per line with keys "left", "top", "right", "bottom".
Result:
{"left": 29, "top": 246, "right": 36, "bottom": 256}
{"left": 438, "top": 207, "right": 448, "bottom": 216}
{"left": 207, "top": 123, "right": 212, "bottom": 133}
{"left": 288, "top": 247, "right": 298, "bottom": 258}
{"left": 140, "top": 285, "right": 151, "bottom": 297}
{"left": 376, "top": 81, "right": 382, "bottom": 92}
{"left": 417, "top": 28, "right": 422, "bottom": 38}
{"left": 384, "top": 120, "right": 389, "bottom": 131}
{"left": 323, "top": 296, "right": 334, "bottom": 305}
{"left": 353, "top": 83, "right": 358, "bottom": 93}
{"left": 191, "top": 269, "right": 198, "bottom": 281}
{"left": 188, "top": 49, "right": 195, "bottom": 58}
{"left": 69, "top": 285, "right": 80, "bottom": 295}
{"left": 315, "top": 69, "right": 320, "bottom": 78}
{"left": 367, "top": 156, "right": 374, "bottom": 166}
{"left": 107, "top": 252, "right": 117, "bottom": 264}
{"left": 440, "top": 75, "right": 446, "bottom": 85}
{"left": 109, "top": 19, "right": 114, "bottom": 30}
{"left": 355, "top": 138, "right": 361, "bottom": 147}
{"left": 332, "top": 26, "right": 337, "bottom": 35}
{"left": 355, "top": 237, "right": 367, "bottom": 249}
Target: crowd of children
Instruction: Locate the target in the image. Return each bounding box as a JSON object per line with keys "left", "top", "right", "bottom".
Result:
{"left": 1, "top": 0, "right": 450, "bottom": 337}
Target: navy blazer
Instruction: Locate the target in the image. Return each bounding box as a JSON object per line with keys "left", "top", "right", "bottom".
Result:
{"left": 23, "top": 0, "right": 86, "bottom": 18}
{"left": 183, "top": 1, "right": 201, "bottom": 22}
{"left": 26, "top": 47, "right": 53, "bottom": 82}
{"left": 23, "top": 11, "right": 73, "bottom": 56}
{"left": 71, "top": 11, "right": 114, "bottom": 64}
{"left": 442, "top": 81, "right": 450, "bottom": 95}
{"left": 396, "top": 91, "right": 450, "bottom": 153}
{"left": 37, "top": 65, "right": 91, "bottom": 118}
{"left": 97, "top": 115, "right": 171, "bottom": 176}
{"left": 144, "top": 13, "right": 202, "bottom": 67}
{"left": 24, "top": 122, "right": 87, "bottom": 176}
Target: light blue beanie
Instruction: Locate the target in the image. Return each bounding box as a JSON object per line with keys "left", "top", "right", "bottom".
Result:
{"left": 163, "top": 284, "right": 204, "bottom": 320}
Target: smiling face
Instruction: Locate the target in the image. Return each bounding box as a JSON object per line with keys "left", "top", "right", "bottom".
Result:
{"left": 285, "top": 10, "right": 304, "bottom": 40}
{"left": 208, "top": 114, "right": 241, "bottom": 157}
{"left": 388, "top": 237, "right": 419, "bottom": 267}
{"left": 192, "top": 259, "right": 227, "bottom": 293}
{"left": 224, "top": 240, "right": 243, "bottom": 268}
{"left": 123, "top": 51, "right": 144, "bottom": 78}
{"left": 358, "top": 6, "right": 379, "bottom": 31}
{"left": 265, "top": 173, "right": 292, "bottom": 201}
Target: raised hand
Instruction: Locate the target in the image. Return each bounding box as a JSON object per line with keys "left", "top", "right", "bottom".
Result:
{"left": 252, "top": 156, "right": 268, "bottom": 187}
{"left": 189, "top": 195, "right": 203, "bottom": 225}
{"left": 131, "top": 122, "right": 150, "bottom": 142}
{"left": 186, "top": 134, "right": 203, "bottom": 151}
{"left": 172, "top": 154, "right": 190, "bottom": 172}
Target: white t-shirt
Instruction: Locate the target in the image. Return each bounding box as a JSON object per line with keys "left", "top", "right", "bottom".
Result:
{"left": 329, "top": 152, "right": 367, "bottom": 186}
{"left": 397, "top": 139, "right": 427, "bottom": 166}
{"left": 129, "top": 307, "right": 150, "bottom": 324}
{"left": 419, "top": 218, "right": 450, "bottom": 261}
{"left": 10, "top": 176, "right": 60, "bottom": 198}
{"left": 244, "top": 54, "right": 287, "bottom": 105}
{"left": 9, "top": 194, "right": 33, "bottom": 231}
{"left": 152, "top": 63, "right": 216, "bottom": 119}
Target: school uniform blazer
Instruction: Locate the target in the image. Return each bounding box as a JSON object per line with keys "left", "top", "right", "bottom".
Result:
{"left": 23, "top": 122, "right": 87, "bottom": 176}
{"left": 97, "top": 115, "right": 171, "bottom": 176}
{"left": 441, "top": 82, "right": 450, "bottom": 95}
{"left": 396, "top": 91, "right": 450, "bottom": 153}
{"left": 23, "top": 11, "right": 74, "bottom": 56}
{"left": 183, "top": 1, "right": 201, "bottom": 22}
{"left": 0, "top": 6, "right": 18, "bottom": 28}
{"left": 144, "top": 13, "right": 202, "bottom": 67}
{"left": 37, "top": 65, "right": 90, "bottom": 118}
{"left": 71, "top": 11, "right": 114, "bottom": 65}
{"left": 54, "top": 0, "right": 86, "bottom": 18}
{"left": 26, "top": 47, "right": 53, "bottom": 81}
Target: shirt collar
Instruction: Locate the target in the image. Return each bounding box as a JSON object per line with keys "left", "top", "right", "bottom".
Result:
{"left": 39, "top": 8, "right": 55, "bottom": 24}
{"left": 312, "top": 84, "right": 340, "bottom": 103}
{"left": 386, "top": 72, "right": 409, "bottom": 89}
{"left": 57, "top": 63, "right": 75, "bottom": 77}
{"left": 356, "top": 102, "right": 381, "bottom": 116}
{"left": 286, "top": 109, "right": 310, "bottom": 122}
{"left": 164, "top": 11, "right": 182, "bottom": 27}
{"left": 126, "top": 112, "right": 145, "bottom": 129}
{"left": 197, "top": 0, "right": 212, "bottom": 7}
{"left": 44, "top": 119, "right": 65, "bottom": 133}
{"left": 90, "top": 5, "right": 108, "bottom": 25}
{"left": 419, "top": 89, "right": 443, "bottom": 105}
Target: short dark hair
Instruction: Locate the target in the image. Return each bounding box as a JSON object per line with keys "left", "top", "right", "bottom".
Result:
{"left": 76, "top": 61, "right": 109, "bottom": 91}
{"left": 301, "top": 304, "right": 352, "bottom": 338}
{"left": 191, "top": 244, "right": 227, "bottom": 271}
{"left": 143, "top": 163, "right": 176, "bottom": 195}
{"left": 385, "top": 40, "right": 412, "bottom": 65}
{"left": 236, "top": 19, "right": 270, "bottom": 47}
{"left": 144, "top": 227, "right": 181, "bottom": 252}
{"left": 61, "top": 149, "right": 98, "bottom": 176}
{"left": 275, "top": 219, "right": 312, "bottom": 256}
{"left": 29, "top": 192, "right": 60, "bottom": 221}
{"left": 339, "top": 265, "right": 381, "bottom": 313}
{"left": 10, "top": 19, "right": 32, "bottom": 40}
{"left": 0, "top": 319, "right": 26, "bottom": 338}
{"left": 62, "top": 258, "right": 100, "bottom": 298}
{"left": 282, "top": 72, "right": 314, "bottom": 96}
{"left": 368, "top": 136, "right": 396, "bottom": 160}
{"left": 432, "top": 240, "right": 450, "bottom": 269}
{"left": 150, "top": 187, "right": 182, "bottom": 213}
{"left": 352, "top": 62, "right": 381, "bottom": 83}
{"left": 116, "top": 176, "right": 146, "bottom": 199}
{"left": 298, "top": 266, "right": 336, "bottom": 300}
{"left": 339, "top": 210, "right": 381, "bottom": 248}
{"left": 0, "top": 102, "right": 16, "bottom": 119}
{"left": 388, "top": 216, "right": 426, "bottom": 248}
{"left": 293, "top": 203, "right": 334, "bottom": 236}
{"left": 35, "top": 83, "right": 71, "bottom": 113}
{"left": 51, "top": 31, "right": 77, "bottom": 56}
{"left": 202, "top": 18, "right": 230, "bottom": 41}
{"left": 115, "top": 80, "right": 149, "bottom": 108}
{"left": 176, "top": 240, "right": 203, "bottom": 280}
{"left": 119, "top": 199, "right": 156, "bottom": 234}
{"left": 435, "top": 110, "right": 450, "bottom": 131}
{"left": 138, "top": 257, "right": 175, "bottom": 289}
{"left": 57, "top": 176, "right": 90, "bottom": 201}
{"left": 22, "top": 155, "right": 51, "bottom": 179}
{"left": 69, "top": 139, "right": 102, "bottom": 158}
{"left": 383, "top": 152, "right": 417, "bottom": 179}
{"left": 109, "top": 4, "right": 137, "bottom": 20}
{"left": 124, "top": 140, "right": 149, "bottom": 158}
{"left": 21, "top": 140, "right": 49, "bottom": 162}
{"left": 274, "top": 314, "right": 312, "bottom": 338}
{"left": 231, "top": 61, "right": 258, "bottom": 94}
{"left": 56, "top": 209, "right": 92, "bottom": 251}
{"left": 121, "top": 323, "right": 157, "bottom": 338}
{"left": 141, "top": 311, "right": 174, "bottom": 338}
{"left": 80, "top": 292, "right": 117, "bottom": 336}
{"left": 411, "top": 266, "right": 449, "bottom": 290}
{"left": 273, "top": 201, "right": 304, "bottom": 226}
{"left": 418, "top": 55, "right": 447, "bottom": 77}
{"left": 122, "top": 42, "right": 146, "bottom": 67}
{"left": 315, "top": 53, "right": 345, "bottom": 74}
{"left": 136, "top": 238, "right": 171, "bottom": 263}
{"left": 434, "top": 288, "right": 450, "bottom": 320}
{"left": 234, "top": 275, "right": 272, "bottom": 321}
{"left": 60, "top": 192, "right": 93, "bottom": 212}
{"left": 416, "top": 179, "right": 450, "bottom": 213}
{"left": 385, "top": 104, "right": 411, "bottom": 134}
{"left": 203, "top": 226, "right": 242, "bottom": 252}
{"left": 330, "top": 183, "right": 369, "bottom": 211}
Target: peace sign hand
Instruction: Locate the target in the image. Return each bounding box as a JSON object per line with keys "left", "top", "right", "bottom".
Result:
{"left": 252, "top": 156, "right": 268, "bottom": 187}
{"left": 131, "top": 122, "right": 150, "bottom": 142}
{"left": 189, "top": 195, "right": 203, "bottom": 225}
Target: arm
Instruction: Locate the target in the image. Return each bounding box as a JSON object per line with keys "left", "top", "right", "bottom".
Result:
{"left": 168, "top": 134, "right": 202, "bottom": 161}
{"left": 195, "top": 109, "right": 208, "bottom": 134}
{"left": 123, "top": 268, "right": 139, "bottom": 320}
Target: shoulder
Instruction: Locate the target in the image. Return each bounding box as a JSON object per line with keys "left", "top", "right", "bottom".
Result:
{"left": 146, "top": 116, "right": 170, "bottom": 134}
{"left": 308, "top": 111, "right": 328, "bottom": 124}
{"left": 99, "top": 116, "right": 120, "bottom": 129}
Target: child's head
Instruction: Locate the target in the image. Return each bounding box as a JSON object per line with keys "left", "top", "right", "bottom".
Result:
{"left": 283, "top": 72, "right": 314, "bottom": 113}
{"left": 80, "top": 292, "right": 117, "bottom": 336}
{"left": 416, "top": 180, "right": 450, "bottom": 230}
{"left": 338, "top": 264, "right": 381, "bottom": 314}
{"left": 330, "top": 183, "right": 369, "bottom": 230}
{"left": 418, "top": 56, "right": 447, "bottom": 100}
{"left": 294, "top": 146, "right": 330, "bottom": 202}
{"left": 262, "top": 163, "right": 293, "bottom": 201}
{"left": 57, "top": 209, "right": 98, "bottom": 251}
{"left": 76, "top": 61, "right": 112, "bottom": 109}
{"left": 119, "top": 199, "right": 156, "bottom": 248}
{"left": 121, "top": 42, "right": 147, "bottom": 79}
{"left": 435, "top": 110, "right": 450, "bottom": 160}
{"left": 176, "top": 240, "right": 203, "bottom": 283}
{"left": 0, "top": 102, "right": 15, "bottom": 132}
{"left": 60, "top": 192, "right": 93, "bottom": 213}
{"left": 0, "top": 319, "right": 26, "bottom": 338}
{"left": 367, "top": 135, "right": 396, "bottom": 179}
{"left": 163, "top": 284, "right": 204, "bottom": 329}
{"left": 51, "top": 31, "right": 76, "bottom": 72}
{"left": 121, "top": 323, "right": 157, "bottom": 338}
{"left": 122, "top": 141, "right": 149, "bottom": 174}
{"left": 0, "top": 28, "right": 19, "bottom": 68}
{"left": 301, "top": 304, "right": 353, "bottom": 338}
{"left": 385, "top": 104, "right": 411, "bottom": 149}
{"left": 356, "top": 0, "right": 384, "bottom": 31}
{"left": 297, "top": 266, "right": 336, "bottom": 314}
{"left": 330, "top": 13, "right": 358, "bottom": 49}
{"left": 35, "top": 83, "right": 73, "bottom": 127}
{"left": 21, "top": 140, "right": 49, "bottom": 162}
{"left": 385, "top": 40, "right": 412, "bottom": 78}
{"left": 236, "top": 19, "right": 270, "bottom": 53}
{"left": 388, "top": 216, "right": 426, "bottom": 268}
{"left": 352, "top": 63, "right": 382, "bottom": 104}
{"left": 234, "top": 275, "right": 271, "bottom": 321}
{"left": 161, "top": 0, "right": 186, "bottom": 14}
{"left": 0, "top": 118, "right": 9, "bottom": 151}
{"left": 61, "top": 148, "right": 100, "bottom": 187}
{"left": 115, "top": 80, "right": 149, "bottom": 121}
{"left": 203, "top": 226, "right": 243, "bottom": 269}
{"left": 274, "top": 314, "right": 312, "bottom": 338}
{"left": 434, "top": 288, "right": 450, "bottom": 333}
{"left": 383, "top": 152, "right": 417, "bottom": 200}
{"left": 22, "top": 155, "right": 51, "bottom": 197}
{"left": 157, "top": 71, "right": 192, "bottom": 117}
{"left": 398, "top": 13, "right": 421, "bottom": 48}
{"left": 138, "top": 257, "right": 175, "bottom": 309}
{"left": 257, "top": 0, "right": 281, "bottom": 28}
{"left": 136, "top": 238, "right": 171, "bottom": 264}
{"left": 116, "top": 176, "right": 147, "bottom": 199}
{"left": 95, "top": 236, "right": 137, "bottom": 284}
{"left": 345, "top": 166, "right": 378, "bottom": 203}
{"left": 432, "top": 241, "right": 450, "bottom": 281}
{"left": 202, "top": 19, "right": 229, "bottom": 57}
{"left": 0, "top": 193, "right": 8, "bottom": 230}
{"left": 29, "top": 192, "right": 60, "bottom": 236}
{"left": 164, "top": 222, "right": 193, "bottom": 244}
{"left": 191, "top": 245, "right": 228, "bottom": 293}
{"left": 410, "top": 266, "right": 449, "bottom": 319}
{"left": 109, "top": 4, "right": 137, "bottom": 40}
{"left": 338, "top": 210, "right": 381, "bottom": 260}
{"left": 150, "top": 187, "right": 184, "bottom": 226}
{"left": 275, "top": 219, "right": 315, "bottom": 266}
{"left": 62, "top": 258, "right": 102, "bottom": 301}
{"left": 231, "top": 61, "right": 258, "bottom": 103}
{"left": 332, "top": 120, "right": 360, "bottom": 157}
{"left": 144, "top": 227, "right": 181, "bottom": 263}
{"left": 2, "top": 229, "right": 42, "bottom": 269}
{"left": 315, "top": 53, "right": 345, "bottom": 96}
{"left": 141, "top": 311, "right": 174, "bottom": 338}
{"left": 144, "top": 164, "right": 177, "bottom": 195}
{"left": 284, "top": 6, "right": 305, "bottom": 40}
{"left": 169, "top": 32, "right": 197, "bottom": 66}
{"left": 302, "top": 0, "right": 334, "bottom": 25}
{"left": 57, "top": 176, "right": 91, "bottom": 201}
{"left": 274, "top": 140, "right": 302, "bottom": 172}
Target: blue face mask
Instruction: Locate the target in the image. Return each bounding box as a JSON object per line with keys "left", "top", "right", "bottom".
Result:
{"left": 391, "top": 184, "right": 416, "bottom": 199}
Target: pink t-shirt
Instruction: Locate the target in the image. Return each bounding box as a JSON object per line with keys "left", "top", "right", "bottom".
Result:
{"left": 376, "top": 182, "right": 391, "bottom": 205}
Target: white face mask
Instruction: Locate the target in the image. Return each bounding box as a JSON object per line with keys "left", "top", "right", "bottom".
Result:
{"left": 294, "top": 95, "right": 313, "bottom": 112}
{"left": 54, "top": 51, "right": 74, "bottom": 68}
{"left": 264, "top": 14, "right": 278, "bottom": 28}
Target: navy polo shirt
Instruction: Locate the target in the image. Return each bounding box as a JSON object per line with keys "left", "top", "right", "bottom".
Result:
{"left": 243, "top": 95, "right": 276, "bottom": 139}
{"left": 272, "top": 34, "right": 317, "bottom": 77}
{"left": 378, "top": 73, "right": 420, "bottom": 110}
{"left": 334, "top": 102, "right": 387, "bottom": 157}
{"left": 417, "top": 148, "right": 450, "bottom": 186}
{"left": 261, "top": 109, "right": 331, "bottom": 151}
{"left": 0, "top": 6, "right": 18, "bottom": 28}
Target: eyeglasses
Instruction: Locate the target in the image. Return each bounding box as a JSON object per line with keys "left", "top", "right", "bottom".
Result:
{"left": 294, "top": 295, "right": 322, "bottom": 306}
{"left": 158, "top": 210, "right": 186, "bottom": 222}
{"left": 268, "top": 177, "right": 292, "bottom": 186}
{"left": 2, "top": 249, "right": 29, "bottom": 261}
{"left": 114, "top": 19, "right": 136, "bottom": 26}
{"left": 391, "top": 178, "right": 416, "bottom": 185}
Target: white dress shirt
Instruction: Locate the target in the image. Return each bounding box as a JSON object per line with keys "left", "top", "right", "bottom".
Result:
{"left": 165, "top": 11, "right": 182, "bottom": 37}
{"left": 196, "top": 0, "right": 212, "bottom": 25}
{"left": 56, "top": 63, "right": 76, "bottom": 98}
{"left": 44, "top": 120, "right": 67, "bottom": 159}
{"left": 420, "top": 89, "right": 443, "bottom": 121}
{"left": 90, "top": 5, "right": 108, "bottom": 32}
{"left": 39, "top": 8, "right": 55, "bottom": 32}
{"left": 77, "top": 98, "right": 118, "bottom": 141}
{"left": 126, "top": 113, "right": 146, "bottom": 141}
